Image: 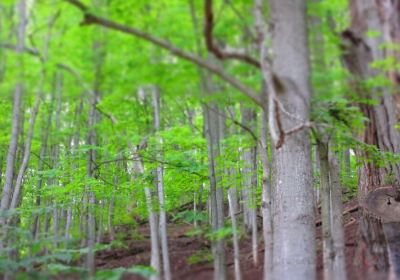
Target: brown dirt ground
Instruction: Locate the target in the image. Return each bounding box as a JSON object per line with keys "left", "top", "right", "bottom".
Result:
{"left": 94, "top": 200, "right": 360, "bottom": 280}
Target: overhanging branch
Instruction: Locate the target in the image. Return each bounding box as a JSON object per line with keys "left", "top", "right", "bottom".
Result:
{"left": 63, "top": 0, "right": 263, "bottom": 107}
{"left": 204, "top": 0, "right": 260, "bottom": 68}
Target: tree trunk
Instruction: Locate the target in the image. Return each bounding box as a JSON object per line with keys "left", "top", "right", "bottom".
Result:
{"left": 268, "top": 1, "right": 316, "bottom": 279}
{"left": 240, "top": 106, "right": 254, "bottom": 231}
{"left": 228, "top": 188, "right": 242, "bottom": 280}
{"left": 204, "top": 102, "right": 226, "bottom": 280}
{"left": 317, "top": 141, "right": 334, "bottom": 280}
{"left": 0, "top": 0, "right": 26, "bottom": 226}
{"left": 151, "top": 86, "right": 171, "bottom": 280}
{"left": 187, "top": 3, "right": 226, "bottom": 277}
{"left": 86, "top": 91, "right": 98, "bottom": 277}
{"left": 260, "top": 109, "right": 273, "bottom": 280}
{"left": 342, "top": 1, "right": 400, "bottom": 278}
{"left": 328, "top": 150, "right": 346, "bottom": 279}
{"left": 317, "top": 140, "right": 346, "bottom": 280}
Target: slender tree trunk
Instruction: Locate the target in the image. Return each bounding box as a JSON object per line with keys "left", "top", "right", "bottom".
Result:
{"left": 65, "top": 207, "right": 72, "bottom": 241}
{"left": 240, "top": 106, "right": 259, "bottom": 266}
{"left": 0, "top": 0, "right": 26, "bottom": 226}
{"left": 328, "top": 150, "right": 346, "bottom": 279}
{"left": 9, "top": 90, "right": 41, "bottom": 209}
{"left": 204, "top": 102, "right": 226, "bottom": 280}
{"left": 317, "top": 141, "right": 332, "bottom": 279}
{"left": 151, "top": 87, "right": 171, "bottom": 280}
{"left": 187, "top": 2, "right": 225, "bottom": 277}
{"left": 228, "top": 188, "right": 242, "bottom": 280}
{"left": 193, "top": 193, "right": 197, "bottom": 228}
{"left": 268, "top": 1, "right": 316, "bottom": 279}
{"left": 250, "top": 139, "right": 258, "bottom": 267}
{"left": 241, "top": 106, "right": 253, "bottom": 230}
{"left": 317, "top": 140, "right": 339, "bottom": 280}
{"left": 32, "top": 94, "right": 55, "bottom": 240}
{"left": 107, "top": 157, "right": 120, "bottom": 242}
{"left": 65, "top": 98, "right": 83, "bottom": 242}
{"left": 51, "top": 71, "right": 63, "bottom": 247}
{"left": 86, "top": 92, "right": 98, "bottom": 276}
{"left": 343, "top": 149, "right": 351, "bottom": 178}
{"left": 134, "top": 88, "right": 161, "bottom": 279}
{"left": 145, "top": 185, "right": 161, "bottom": 280}
{"left": 260, "top": 109, "right": 273, "bottom": 280}
{"left": 134, "top": 140, "right": 161, "bottom": 280}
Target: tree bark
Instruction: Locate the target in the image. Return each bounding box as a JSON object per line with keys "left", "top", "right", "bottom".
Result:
{"left": 329, "top": 150, "right": 346, "bottom": 279}
{"left": 342, "top": 1, "right": 400, "bottom": 278}
{"left": 317, "top": 141, "right": 334, "bottom": 280}
{"left": 268, "top": 1, "right": 316, "bottom": 279}
{"left": 260, "top": 109, "right": 273, "bottom": 280}
{"left": 228, "top": 188, "right": 242, "bottom": 280}
{"left": 151, "top": 86, "right": 172, "bottom": 280}
{"left": 317, "top": 140, "right": 346, "bottom": 280}
{"left": 0, "top": 0, "right": 26, "bottom": 224}
{"left": 204, "top": 102, "right": 226, "bottom": 280}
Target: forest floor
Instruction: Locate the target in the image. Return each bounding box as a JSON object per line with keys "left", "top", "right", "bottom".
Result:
{"left": 93, "top": 199, "right": 360, "bottom": 280}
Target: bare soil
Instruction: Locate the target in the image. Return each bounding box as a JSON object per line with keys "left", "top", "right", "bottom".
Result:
{"left": 94, "top": 200, "right": 360, "bottom": 280}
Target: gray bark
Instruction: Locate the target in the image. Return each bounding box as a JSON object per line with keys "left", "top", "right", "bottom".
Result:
{"left": 268, "top": 1, "right": 316, "bottom": 279}
{"left": 134, "top": 141, "right": 161, "bottom": 279}
{"left": 145, "top": 186, "right": 161, "bottom": 280}
{"left": 0, "top": 0, "right": 26, "bottom": 219}
{"left": 86, "top": 93, "right": 98, "bottom": 276}
{"left": 228, "top": 188, "right": 242, "bottom": 280}
{"left": 204, "top": 102, "right": 226, "bottom": 280}
{"left": 317, "top": 141, "right": 334, "bottom": 280}
{"left": 329, "top": 150, "right": 346, "bottom": 280}
{"left": 151, "top": 87, "right": 171, "bottom": 280}
{"left": 9, "top": 67, "right": 41, "bottom": 210}
{"left": 260, "top": 109, "right": 273, "bottom": 280}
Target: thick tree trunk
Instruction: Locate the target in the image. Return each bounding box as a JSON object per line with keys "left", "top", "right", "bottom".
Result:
{"left": 342, "top": 1, "right": 400, "bottom": 278}
{"left": 268, "top": 1, "right": 316, "bottom": 279}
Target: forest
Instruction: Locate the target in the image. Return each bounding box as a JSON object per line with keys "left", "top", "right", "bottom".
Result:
{"left": 0, "top": 0, "right": 400, "bottom": 279}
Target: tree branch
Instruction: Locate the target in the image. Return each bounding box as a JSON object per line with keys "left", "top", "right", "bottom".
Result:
{"left": 63, "top": 0, "right": 263, "bottom": 108}
{"left": 204, "top": 0, "right": 260, "bottom": 68}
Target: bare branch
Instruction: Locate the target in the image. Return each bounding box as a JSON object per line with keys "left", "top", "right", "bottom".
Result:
{"left": 204, "top": 103, "right": 259, "bottom": 142}
{"left": 0, "top": 43, "right": 39, "bottom": 56}
{"left": 204, "top": 0, "right": 261, "bottom": 68}
{"left": 63, "top": 0, "right": 263, "bottom": 107}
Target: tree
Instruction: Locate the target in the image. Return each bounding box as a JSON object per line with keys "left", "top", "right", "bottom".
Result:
{"left": 342, "top": 0, "right": 400, "bottom": 278}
